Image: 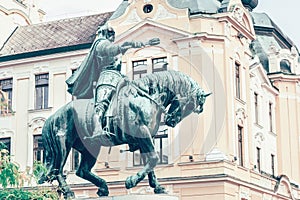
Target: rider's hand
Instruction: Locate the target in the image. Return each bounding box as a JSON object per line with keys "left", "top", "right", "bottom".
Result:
{"left": 132, "top": 41, "right": 144, "bottom": 48}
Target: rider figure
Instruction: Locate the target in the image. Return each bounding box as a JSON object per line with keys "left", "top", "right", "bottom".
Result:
{"left": 66, "top": 24, "right": 144, "bottom": 141}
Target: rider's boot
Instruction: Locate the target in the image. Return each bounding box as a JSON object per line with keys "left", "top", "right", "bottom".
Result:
{"left": 84, "top": 102, "right": 108, "bottom": 144}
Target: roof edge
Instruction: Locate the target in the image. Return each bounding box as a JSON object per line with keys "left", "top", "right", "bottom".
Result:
{"left": 0, "top": 43, "right": 92, "bottom": 62}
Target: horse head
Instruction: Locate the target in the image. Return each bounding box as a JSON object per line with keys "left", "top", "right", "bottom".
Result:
{"left": 193, "top": 90, "right": 212, "bottom": 114}
{"left": 164, "top": 88, "right": 211, "bottom": 127}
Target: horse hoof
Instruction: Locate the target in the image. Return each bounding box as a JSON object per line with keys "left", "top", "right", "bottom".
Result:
{"left": 64, "top": 191, "right": 75, "bottom": 199}
{"left": 125, "top": 176, "right": 135, "bottom": 189}
{"left": 154, "top": 186, "right": 167, "bottom": 194}
{"left": 97, "top": 188, "right": 109, "bottom": 197}
{"left": 37, "top": 175, "right": 47, "bottom": 184}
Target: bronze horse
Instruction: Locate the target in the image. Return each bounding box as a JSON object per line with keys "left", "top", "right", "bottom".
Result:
{"left": 38, "top": 70, "right": 210, "bottom": 198}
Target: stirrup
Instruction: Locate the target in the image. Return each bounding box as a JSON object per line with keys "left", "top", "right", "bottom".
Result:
{"left": 103, "top": 126, "right": 116, "bottom": 136}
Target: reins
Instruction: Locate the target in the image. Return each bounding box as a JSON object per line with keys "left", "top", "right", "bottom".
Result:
{"left": 131, "top": 83, "right": 168, "bottom": 114}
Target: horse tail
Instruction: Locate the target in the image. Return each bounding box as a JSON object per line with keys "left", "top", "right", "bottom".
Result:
{"left": 38, "top": 118, "right": 55, "bottom": 183}
{"left": 38, "top": 102, "right": 74, "bottom": 184}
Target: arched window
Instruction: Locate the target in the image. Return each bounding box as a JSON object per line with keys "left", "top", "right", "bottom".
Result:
{"left": 280, "top": 59, "right": 291, "bottom": 73}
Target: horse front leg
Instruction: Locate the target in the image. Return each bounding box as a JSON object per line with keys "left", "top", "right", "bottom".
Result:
{"left": 148, "top": 171, "right": 167, "bottom": 194}
{"left": 140, "top": 155, "right": 166, "bottom": 194}
{"left": 125, "top": 125, "right": 159, "bottom": 189}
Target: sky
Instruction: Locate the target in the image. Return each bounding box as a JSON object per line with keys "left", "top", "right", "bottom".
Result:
{"left": 39, "top": 0, "right": 300, "bottom": 48}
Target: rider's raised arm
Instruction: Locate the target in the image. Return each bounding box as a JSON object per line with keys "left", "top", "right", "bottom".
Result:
{"left": 95, "top": 40, "right": 144, "bottom": 58}
{"left": 117, "top": 41, "right": 144, "bottom": 55}
{"left": 119, "top": 38, "right": 159, "bottom": 54}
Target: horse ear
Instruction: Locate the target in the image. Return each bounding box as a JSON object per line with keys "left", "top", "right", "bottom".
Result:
{"left": 204, "top": 92, "right": 212, "bottom": 97}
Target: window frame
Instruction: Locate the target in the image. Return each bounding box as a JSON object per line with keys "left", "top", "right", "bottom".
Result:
{"left": 154, "top": 129, "right": 169, "bottom": 165}
{"left": 269, "top": 102, "right": 273, "bottom": 132}
{"left": 33, "top": 134, "right": 45, "bottom": 163}
{"left": 254, "top": 92, "right": 259, "bottom": 124}
{"left": 237, "top": 125, "right": 244, "bottom": 167}
{"left": 35, "top": 73, "right": 49, "bottom": 110}
{"left": 71, "top": 69, "right": 78, "bottom": 100}
{"left": 0, "top": 78, "right": 13, "bottom": 114}
{"left": 0, "top": 137, "right": 11, "bottom": 155}
{"left": 271, "top": 154, "right": 275, "bottom": 176}
{"left": 132, "top": 132, "right": 169, "bottom": 166}
{"left": 131, "top": 57, "right": 169, "bottom": 167}
{"left": 152, "top": 57, "right": 168, "bottom": 73}
{"left": 235, "top": 62, "right": 241, "bottom": 99}
{"left": 132, "top": 59, "right": 148, "bottom": 80}
{"left": 256, "top": 147, "right": 261, "bottom": 172}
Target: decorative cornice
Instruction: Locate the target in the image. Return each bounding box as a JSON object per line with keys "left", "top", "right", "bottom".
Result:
{"left": 28, "top": 117, "right": 46, "bottom": 134}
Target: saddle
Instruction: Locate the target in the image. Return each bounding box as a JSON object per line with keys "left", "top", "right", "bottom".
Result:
{"left": 105, "top": 76, "right": 129, "bottom": 118}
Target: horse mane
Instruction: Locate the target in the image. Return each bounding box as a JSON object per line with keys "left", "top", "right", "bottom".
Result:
{"left": 132, "top": 70, "right": 200, "bottom": 97}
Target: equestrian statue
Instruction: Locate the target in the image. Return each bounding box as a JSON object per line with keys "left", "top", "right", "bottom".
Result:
{"left": 38, "top": 24, "right": 211, "bottom": 199}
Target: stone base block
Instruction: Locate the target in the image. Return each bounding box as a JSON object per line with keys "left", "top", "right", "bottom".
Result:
{"left": 75, "top": 194, "right": 179, "bottom": 200}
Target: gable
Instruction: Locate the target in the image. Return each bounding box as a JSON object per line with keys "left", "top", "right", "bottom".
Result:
{"left": 114, "top": 20, "right": 191, "bottom": 50}
{"left": 250, "top": 63, "right": 278, "bottom": 95}
{"left": 274, "top": 175, "right": 299, "bottom": 200}
{"left": 229, "top": 4, "right": 255, "bottom": 36}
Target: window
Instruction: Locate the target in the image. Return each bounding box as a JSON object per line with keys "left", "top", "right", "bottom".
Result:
{"left": 254, "top": 93, "right": 258, "bottom": 124}
{"left": 235, "top": 62, "right": 241, "bottom": 99}
{"left": 132, "top": 59, "right": 148, "bottom": 166}
{"left": 238, "top": 126, "right": 244, "bottom": 166}
{"left": 132, "top": 57, "right": 168, "bottom": 166}
{"left": 269, "top": 103, "right": 273, "bottom": 132}
{"left": 143, "top": 4, "right": 153, "bottom": 13}
{"left": 133, "top": 60, "right": 147, "bottom": 80}
{"left": 71, "top": 149, "right": 81, "bottom": 171}
{"left": 33, "top": 135, "right": 44, "bottom": 163}
{"left": 0, "top": 78, "right": 13, "bottom": 114}
{"left": 154, "top": 127, "right": 169, "bottom": 164}
{"left": 152, "top": 57, "right": 168, "bottom": 73}
{"left": 132, "top": 57, "right": 168, "bottom": 80}
{"left": 35, "top": 74, "right": 49, "bottom": 109}
{"left": 133, "top": 131, "right": 169, "bottom": 166}
{"left": 271, "top": 154, "right": 275, "bottom": 176}
{"left": 256, "top": 147, "right": 261, "bottom": 172}
{"left": 71, "top": 69, "right": 78, "bottom": 100}
{"left": 0, "top": 137, "right": 11, "bottom": 155}
{"left": 280, "top": 59, "right": 291, "bottom": 73}
{"left": 133, "top": 150, "right": 143, "bottom": 166}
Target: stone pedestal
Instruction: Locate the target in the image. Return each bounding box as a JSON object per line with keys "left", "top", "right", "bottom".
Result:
{"left": 75, "top": 194, "right": 179, "bottom": 200}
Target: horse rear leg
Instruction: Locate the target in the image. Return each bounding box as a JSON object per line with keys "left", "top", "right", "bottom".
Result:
{"left": 57, "top": 174, "right": 74, "bottom": 199}
{"left": 55, "top": 140, "right": 74, "bottom": 199}
{"left": 76, "top": 148, "right": 109, "bottom": 197}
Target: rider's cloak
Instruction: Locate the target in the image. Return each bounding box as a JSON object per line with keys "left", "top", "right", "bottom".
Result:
{"left": 66, "top": 38, "right": 103, "bottom": 99}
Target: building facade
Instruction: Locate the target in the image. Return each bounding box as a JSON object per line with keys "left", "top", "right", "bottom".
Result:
{"left": 0, "top": 0, "right": 45, "bottom": 48}
{"left": 0, "top": 0, "right": 300, "bottom": 199}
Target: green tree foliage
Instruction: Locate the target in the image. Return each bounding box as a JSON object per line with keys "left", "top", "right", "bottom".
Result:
{"left": 0, "top": 142, "right": 59, "bottom": 199}
{"left": 0, "top": 143, "right": 19, "bottom": 188}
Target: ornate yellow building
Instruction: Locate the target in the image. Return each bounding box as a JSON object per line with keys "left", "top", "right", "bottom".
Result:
{"left": 0, "top": 0, "right": 300, "bottom": 199}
